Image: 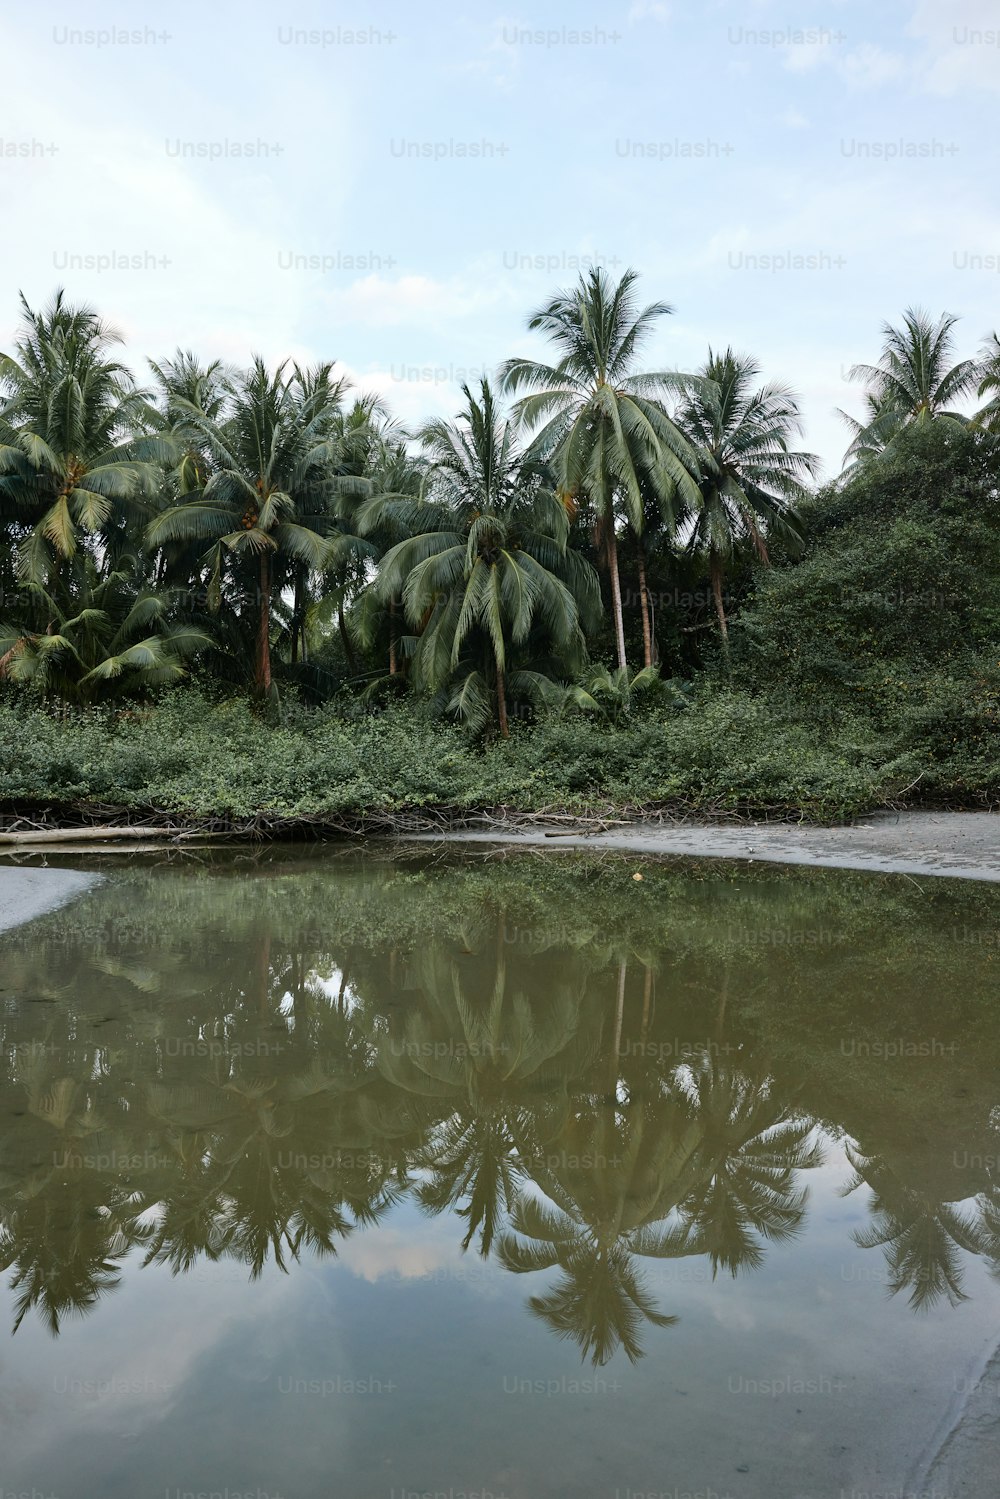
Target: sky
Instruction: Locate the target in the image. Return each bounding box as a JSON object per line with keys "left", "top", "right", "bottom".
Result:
{"left": 1, "top": 0, "right": 998, "bottom": 478}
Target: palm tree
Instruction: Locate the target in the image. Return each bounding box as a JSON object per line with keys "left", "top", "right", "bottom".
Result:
{"left": 0, "top": 554, "right": 208, "bottom": 703}
{"left": 499, "top": 267, "right": 700, "bottom": 670}
{"left": 324, "top": 398, "right": 421, "bottom": 677}
{"left": 840, "top": 308, "right": 981, "bottom": 465}
{"left": 0, "top": 290, "right": 170, "bottom": 599}
{"left": 974, "top": 332, "right": 1000, "bottom": 432}
{"left": 149, "top": 349, "right": 233, "bottom": 496}
{"left": 842, "top": 1145, "right": 988, "bottom": 1310}
{"left": 373, "top": 946, "right": 588, "bottom": 1253}
{"left": 496, "top": 1091, "right": 707, "bottom": 1364}
{"left": 676, "top": 349, "right": 817, "bottom": 644}
{"left": 359, "top": 378, "right": 600, "bottom": 735}
{"left": 145, "top": 358, "right": 343, "bottom": 694}
{"left": 559, "top": 662, "right": 679, "bottom": 722}
{"left": 676, "top": 1057, "right": 823, "bottom": 1277}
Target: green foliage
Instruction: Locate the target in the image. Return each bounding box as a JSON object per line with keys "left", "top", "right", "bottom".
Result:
{"left": 728, "top": 425, "right": 1000, "bottom": 804}
{"left": 0, "top": 288, "right": 998, "bottom": 820}
{"left": 839, "top": 307, "right": 982, "bottom": 464}
{"left": 357, "top": 378, "right": 599, "bottom": 732}
{"left": 0, "top": 290, "right": 170, "bottom": 588}
{"left": 0, "top": 557, "right": 208, "bottom": 703}
{"left": 674, "top": 347, "right": 817, "bottom": 642}
{"left": 553, "top": 664, "right": 687, "bottom": 724}
{"left": 0, "top": 684, "right": 899, "bottom": 822}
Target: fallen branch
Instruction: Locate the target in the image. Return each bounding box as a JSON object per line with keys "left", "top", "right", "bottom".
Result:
{"left": 0, "top": 826, "right": 234, "bottom": 846}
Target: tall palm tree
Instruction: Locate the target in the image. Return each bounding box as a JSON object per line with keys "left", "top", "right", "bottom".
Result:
{"left": 676, "top": 349, "right": 817, "bottom": 644}
{"left": 842, "top": 1145, "right": 988, "bottom": 1310}
{"left": 360, "top": 378, "right": 600, "bottom": 735}
{"left": 676, "top": 1056, "right": 823, "bottom": 1277}
{"left": 496, "top": 1091, "right": 706, "bottom": 1364}
{"left": 146, "top": 358, "right": 344, "bottom": 694}
{"left": 499, "top": 267, "right": 700, "bottom": 669}
{"left": 0, "top": 290, "right": 170, "bottom": 599}
{"left": 973, "top": 332, "right": 1000, "bottom": 432}
{"left": 324, "top": 398, "right": 420, "bottom": 676}
{"left": 840, "top": 308, "right": 981, "bottom": 465}
{"left": 149, "top": 349, "right": 233, "bottom": 496}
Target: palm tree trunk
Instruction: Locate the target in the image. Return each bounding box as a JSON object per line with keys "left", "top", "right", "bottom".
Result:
{"left": 715, "top": 966, "right": 730, "bottom": 1040}
{"left": 290, "top": 569, "right": 303, "bottom": 665}
{"left": 338, "top": 602, "right": 356, "bottom": 672}
{"left": 257, "top": 552, "right": 272, "bottom": 694}
{"left": 389, "top": 598, "right": 398, "bottom": 675}
{"left": 256, "top": 928, "right": 271, "bottom": 1019}
{"left": 610, "top": 958, "right": 627, "bottom": 1090}
{"left": 496, "top": 654, "right": 510, "bottom": 739}
{"left": 710, "top": 554, "right": 729, "bottom": 649}
{"left": 637, "top": 552, "right": 653, "bottom": 668}
{"left": 640, "top": 963, "right": 653, "bottom": 1042}
{"left": 605, "top": 521, "right": 627, "bottom": 671}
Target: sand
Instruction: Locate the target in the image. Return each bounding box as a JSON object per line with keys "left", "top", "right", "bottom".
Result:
{"left": 0, "top": 864, "right": 102, "bottom": 934}
{"left": 402, "top": 809, "right": 1000, "bottom": 883}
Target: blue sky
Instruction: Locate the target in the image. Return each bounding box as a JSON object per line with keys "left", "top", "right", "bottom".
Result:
{"left": 2, "top": 0, "right": 998, "bottom": 475}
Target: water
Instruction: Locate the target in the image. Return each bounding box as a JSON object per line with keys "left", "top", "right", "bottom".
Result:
{"left": 1, "top": 846, "right": 998, "bottom": 1499}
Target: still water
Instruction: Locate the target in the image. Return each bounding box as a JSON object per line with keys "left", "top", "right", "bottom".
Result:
{"left": 1, "top": 846, "right": 999, "bottom": 1499}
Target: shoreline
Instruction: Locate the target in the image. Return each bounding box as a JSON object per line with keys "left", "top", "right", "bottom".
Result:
{"left": 1, "top": 809, "right": 998, "bottom": 888}
{"left": 0, "top": 866, "right": 103, "bottom": 935}
{"left": 399, "top": 809, "right": 1000, "bottom": 884}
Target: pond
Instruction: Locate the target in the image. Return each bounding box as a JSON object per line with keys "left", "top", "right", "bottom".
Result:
{"left": 1, "top": 846, "right": 999, "bottom": 1499}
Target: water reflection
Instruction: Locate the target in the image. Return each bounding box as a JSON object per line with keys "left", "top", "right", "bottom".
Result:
{"left": 1, "top": 848, "right": 999, "bottom": 1364}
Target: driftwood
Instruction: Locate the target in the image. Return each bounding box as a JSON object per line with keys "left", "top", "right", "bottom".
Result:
{"left": 6, "top": 841, "right": 231, "bottom": 856}
{"left": 0, "top": 826, "right": 234, "bottom": 846}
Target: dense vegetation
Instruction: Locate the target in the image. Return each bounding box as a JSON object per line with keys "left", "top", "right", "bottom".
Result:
{"left": 1, "top": 278, "right": 997, "bottom": 824}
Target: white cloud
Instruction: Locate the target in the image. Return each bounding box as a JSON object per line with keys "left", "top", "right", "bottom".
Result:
{"left": 783, "top": 39, "right": 905, "bottom": 89}
{"left": 452, "top": 16, "right": 522, "bottom": 91}
{"left": 908, "top": 0, "right": 1000, "bottom": 93}
{"left": 781, "top": 2, "right": 1000, "bottom": 95}
{"left": 339, "top": 361, "right": 485, "bottom": 432}
{"left": 780, "top": 107, "right": 811, "bottom": 129}
{"left": 318, "top": 271, "right": 510, "bottom": 329}
{"left": 337, "top": 1224, "right": 501, "bottom": 1296}
{"left": 839, "top": 42, "right": 907, "bottom": 88}
{"left": 628, "top": 1, "right": 671, "bottom": 22}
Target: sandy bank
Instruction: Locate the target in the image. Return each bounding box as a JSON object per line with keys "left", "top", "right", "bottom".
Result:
{"left": 404, "top": 809, "right": 1000, "bottom": 883}
{"left": 0, "top": 865, "right": 102, "bottom": 934}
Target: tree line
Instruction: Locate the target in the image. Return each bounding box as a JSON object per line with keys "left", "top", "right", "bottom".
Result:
{"left": 1, "top": 271, "right": 997, "bottom": 732}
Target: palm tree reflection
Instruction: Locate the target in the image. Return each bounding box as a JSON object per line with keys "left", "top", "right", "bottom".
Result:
{"left": 0, "top": 896, "right": 997, "bottom": 1363}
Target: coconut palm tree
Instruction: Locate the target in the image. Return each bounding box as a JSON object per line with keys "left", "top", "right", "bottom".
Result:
{"left": 0, "top": 554, "right": 208, "bottom": 703}
{"left": 359, "top": 378, "right": 600, "bottom": 735}
{"left": 973, "top": 332, "right": 1000, "bottom": 433}
{"left": 496, "top": 1090, "right": 707, "bottom": 1364}
{"left": 842, "top": 1145, "right": 989, "bottom": 1310}
{"left": 145, "top": 358, "right": 345, "bottom": 694}
{"left": 676, "top": 1056, "right": 823, "bottom": 1277}
{"left": 0, "top": 290, "right": 171, "bottom": 600}
{"left": 558, "top": 663, "right": 679, "bottom": 722}
{"left": 323, "top": 398, "right": 421, "bottom": 677}
{"left": 149, "top": 349, "right": 233, "bottom": 497}
{"left": 676, "top": 349, "right": 817, "bottom": 644}
{"left": 499, "top": 267, "right": 700, "bottom": 670}
{"left": 373, "top": 946, "right": 590, "bottom": 1253}
{"left": 840, "top": 309, "right": 981, "bottom": 465}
